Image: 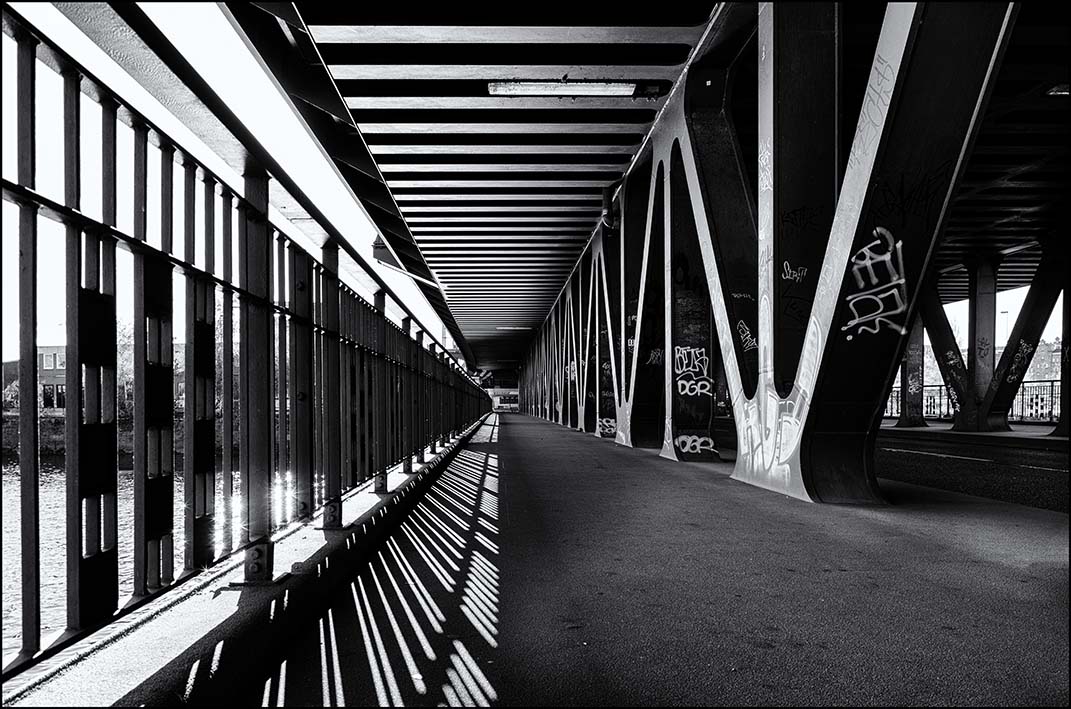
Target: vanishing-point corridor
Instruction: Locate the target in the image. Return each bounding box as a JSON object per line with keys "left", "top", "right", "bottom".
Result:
{"left": 2, "top": 4, "right": 1067, "bottom": 706}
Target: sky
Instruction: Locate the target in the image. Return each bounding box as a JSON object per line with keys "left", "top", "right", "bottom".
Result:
{"left": 0, "top": 17, "right": 1063, "bottom": 368}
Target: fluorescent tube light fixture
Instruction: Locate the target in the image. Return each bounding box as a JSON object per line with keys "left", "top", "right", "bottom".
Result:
{"left": 1046, "top": 83, "right": 1069, "bottom": 96}
{"left": 496, "top": 326, "right": 533, "bottom": 331}
{"left": 488, "top": 81, "right": 636, "bottom": 97}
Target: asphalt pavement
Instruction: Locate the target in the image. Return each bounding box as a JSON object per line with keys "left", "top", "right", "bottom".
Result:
{"left": 232, "top": 413, "right": 1067, "bottom": 706}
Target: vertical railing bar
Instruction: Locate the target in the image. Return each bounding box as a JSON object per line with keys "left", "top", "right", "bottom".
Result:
{"left": 221, "top": 189, "right": 234, "bottom": 553}
{"left": 160, "top": 144, "right": 174, "bottom": 255}
{"left": 276, "top": 233, "right": 289, "bottom": 522}
{"left": 132, "top": 117, "right": 149, "bottom": 597}
{"left": 17, "top": 28, "right": 41, "bottom": 659}
{"left": 182, "top": 156, "right": 197, "bottom": 573}
{"left": 63, "top": 50, "right": 83, "bottom": 631}
{"left": 373, "top": 290, "right": 387, "bottom": 493}
{"left": 241, "top": 168, "right": 273, "bottom": 582}
{"left": 237, "top": 197, "right": 249, "bottom": 545}
{"left": 99, "top": 93, "right": 116, "bottom": 587}
{"left": 321, "top": 245, "right": 341, "bottom": 527}
{"left": 289, "top": 247, "right": 312, "bottom": 519}
{"left": 315, "top": 267, "right": 324, "bottom": 506}
{"left": 203, "top": 172, "right": 217, "bottom": 555}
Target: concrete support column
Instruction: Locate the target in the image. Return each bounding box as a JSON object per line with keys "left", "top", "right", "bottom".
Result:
{"left": 896, "top": 316, "right": 927, "bottom": 427}
{"left": 967, "top": 254, "right": 999, "bottom": 406}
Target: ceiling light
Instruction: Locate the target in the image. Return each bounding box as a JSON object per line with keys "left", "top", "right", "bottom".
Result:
{"left": 488, "top": 81, "right": 636, "bottom": 97}
{"left": 1046, "top": 84, "right": 1069, "bottom": 96}
{"left": 495, "top": 326, "right": 533, "bottom": 331}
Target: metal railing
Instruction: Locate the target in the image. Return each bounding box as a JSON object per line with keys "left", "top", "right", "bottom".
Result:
{"left": 884, "top": 380, "right": 1062, "bottom": 423}
{"left": 2, "top": 8, "right": 488, "bottom": 675}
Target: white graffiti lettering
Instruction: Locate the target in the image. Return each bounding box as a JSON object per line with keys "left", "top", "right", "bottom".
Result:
{"left": 758, "top": 137, "right": 773, "bottom": 192}
{"left": 677, "top": 380, "right": 712, "bottom": 397}
{"left": 849, "top": 53, "right": 895, "bottom": 169}
{"left": 907, "top": 371, "right": 922, "bottom": 395}
{"left": 1005, "top": 340, "right": 1035, "bottom": 384}
{"left": 646, "top": 348, "right": 664, "bottom": 365}
{"left": 674, "top": 346, "right": 713, "bottom": 397}
{"left": 598, "top": 417, "right": 617, "bottom": 435}
{"left": 675, "top": 435, "right": 715, "bottom": 454}
{"left": 736, "top": 320, "right": 758, "bottom": 352}
{"left": 782, "top": 261, "right": 808, "bottom": 283}
{"left": 841, "top": 226, "right": 908, "bottom": 341}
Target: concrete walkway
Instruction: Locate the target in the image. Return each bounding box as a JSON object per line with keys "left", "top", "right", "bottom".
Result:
{"left": 244, "top": 414, "right": 1069, "bottom": 706}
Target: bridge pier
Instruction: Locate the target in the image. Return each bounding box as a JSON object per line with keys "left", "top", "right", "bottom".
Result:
{"left": 958, "top": 254, "right": 1000, "bottom": 431}
{"left": 895, "top": 316, "right": 927, "bottom": 428}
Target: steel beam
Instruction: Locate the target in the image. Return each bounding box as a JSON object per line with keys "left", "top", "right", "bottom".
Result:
{"left": 980, "top": 247, "right": 1066, "bottom": 431}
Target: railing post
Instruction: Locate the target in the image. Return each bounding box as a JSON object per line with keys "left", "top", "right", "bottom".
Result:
{"left": 240, "top": 167, "right": 274, "bottom": 583}
{"left": 428, "top": 343, "right": 439, "bottom": 454}
{"left": 220, "top": 189, "right": 234, "bottom": 553}
{"left": 439, "top": 351, "right": 449, "bottom": 447}
{"left": 373, "top": 290, "right": 388, "bottom": 493}
{"left": 341, "top": 291, "right": 354, "bottom": 488}
{"left": 133, "top": 122, "right": 177, "bottom": 596}
{"left": 321, "top": 243, "right": 342, "bottom": 527}
{"left": 183, "top": 158, "right": 216, "bottom": 571}
{"left": 402, "top": 318, "right": 414, "bottom": 474}
{"left": 275, "top": 233, "right": 289, "bottom": 522}
{"left": 289, "top": 249, "right": 312, "bottom": 516}
{"left": 66, "top": 90, "right": 121, "bottom": 630}
{"left": 18, "top": 27, "right": 41, "bottom": 657}
{"left": 417, "top": 332, "right": 425, "bottom": 459}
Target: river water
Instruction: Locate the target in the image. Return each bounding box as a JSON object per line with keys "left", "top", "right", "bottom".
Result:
{"left": 0, "top": 459, "right": 277, "bottom": 660}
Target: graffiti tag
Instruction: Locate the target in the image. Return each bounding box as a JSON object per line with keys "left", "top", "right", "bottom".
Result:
{"left": 849, "top": 53, "right": 895, "bottom": 169}
{"left": 841, "top": 227, "right": 908, "bottom": 341}
{"left": 782, "top": 261, "right": 808, "bottom": 283}
{"left": 675, "top": 435, "right": 715, "bottom": 454}
{"left": 674, "top": 346, "right": 712, "bottom": 397}
{"left": 1005, "top": 340, "right": 1035, "bottom": 384}
{"left": 758, "top": 138, "right": 773, "bottom": 192}
{"left": 737, "top": 320, "right": 758, "bottom": 352}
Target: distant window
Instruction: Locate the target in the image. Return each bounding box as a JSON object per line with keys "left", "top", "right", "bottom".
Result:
{"left": 42, "top": 353, "right": 54, "bottom": 370}
{"left": 56, "top": 352, "right": 66, "bottom": 369}
{"left": 56, "top": 384, "right": 66, "bottom": 409}
{"left": 42, "top": 384, "right": 55, "bottom": 408}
